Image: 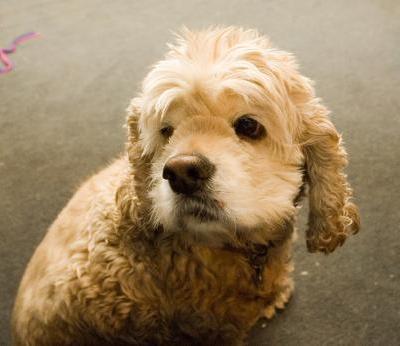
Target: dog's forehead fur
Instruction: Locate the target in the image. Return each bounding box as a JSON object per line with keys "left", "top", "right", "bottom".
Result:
{"left": 133, "top": 27, "right": 312, "bottom": 155}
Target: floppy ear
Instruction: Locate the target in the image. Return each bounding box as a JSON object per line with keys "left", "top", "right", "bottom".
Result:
{"left": 116, "top": 98, "right": 159, "bottom": 241}
{"left": 126, "top": 97, "right": 156, "bottom": 167}
{"left": 126, "top": 97, "right": 142, "bottom": 148}
{"left": 301, "top": 101, "right": 360, "bottom": 253}
{"left": 123, "top": 98, "right": 154, "bottom": 216}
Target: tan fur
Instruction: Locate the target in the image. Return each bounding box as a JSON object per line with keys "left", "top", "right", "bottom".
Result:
{"left": 12, "top": 27, "right": 359, "bottom": 345}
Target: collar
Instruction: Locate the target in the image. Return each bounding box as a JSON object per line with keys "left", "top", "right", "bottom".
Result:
{"left": 222, "top": 242, "right": 273, "bottom": 286}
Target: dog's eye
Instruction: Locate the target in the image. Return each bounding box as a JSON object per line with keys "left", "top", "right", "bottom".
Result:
{"left": 160, "top": 125, "right": 174, "bottom": 138}
{"left": 234, "top": 115, "right": 266, "bottom": 140}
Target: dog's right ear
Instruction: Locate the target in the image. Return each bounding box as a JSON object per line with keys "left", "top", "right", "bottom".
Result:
{"left": 125, "top": 97, "right": 155, "bottom": 205}
{"left": 126, "top": 97, "right": 142, "bottom": 146}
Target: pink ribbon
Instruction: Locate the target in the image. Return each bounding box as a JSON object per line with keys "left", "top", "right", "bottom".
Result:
{"left": 0, "top": 32, "right": 40, "bottom": 74}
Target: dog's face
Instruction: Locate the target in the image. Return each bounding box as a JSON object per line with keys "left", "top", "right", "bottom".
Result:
{"left": 149, "top": 95, "right": 304, "bottom": 244}
{"left": 128, "top": 27, "right": 359, "bottom": 251}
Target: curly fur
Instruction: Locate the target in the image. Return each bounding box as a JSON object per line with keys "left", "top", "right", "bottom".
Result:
{"left": 12, "top": 27, "right": 359, "bottom": 345}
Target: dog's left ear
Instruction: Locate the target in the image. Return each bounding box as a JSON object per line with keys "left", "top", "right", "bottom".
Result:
{"left": 269, "top": 51, "right": 360, "bottom": 253}
{"left": 300, "top": 101, "right": 360, "bottom": 253}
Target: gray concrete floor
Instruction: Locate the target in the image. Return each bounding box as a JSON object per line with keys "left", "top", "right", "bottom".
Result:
{"left": 1, "top": 0, "right": 399, "bottom": 345}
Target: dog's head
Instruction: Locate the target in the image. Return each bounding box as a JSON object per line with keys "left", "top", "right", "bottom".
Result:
{"left": 126, "top": 27, "right": 359, "bottom": 252}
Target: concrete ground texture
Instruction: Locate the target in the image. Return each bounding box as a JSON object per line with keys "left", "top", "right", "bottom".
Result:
{"left": 1, "top": 0, "right": 399, "bottom": 345}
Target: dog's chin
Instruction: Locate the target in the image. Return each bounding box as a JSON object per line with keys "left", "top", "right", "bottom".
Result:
{"left": 180, "top": 215, "right": 230, "bottom": 233}
{"left": 163, "top": 194, "right": 233, "bottom": 234}
{"left": 158, "top": 194, "right": 277, "bottom": 246}
{"left": 177, "top": 195, "right": 227, "bottom": 223}
{"left": 170, "top": 210, "right": 237, "bottom": 247}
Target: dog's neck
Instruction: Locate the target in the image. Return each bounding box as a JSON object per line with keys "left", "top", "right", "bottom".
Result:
{"left": 222, "top": 241, "right": 272, "bottom": 285}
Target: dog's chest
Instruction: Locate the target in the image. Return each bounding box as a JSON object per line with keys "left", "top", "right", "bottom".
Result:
{"left": 156, "top": 246, "right": 272, "bottom": 306}
{"left": 80, "top": 241, "right": 276, "bottom": 341}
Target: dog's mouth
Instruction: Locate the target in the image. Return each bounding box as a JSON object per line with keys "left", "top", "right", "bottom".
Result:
{"left": 175, "top": 194, "right": 225, "bottom": 223}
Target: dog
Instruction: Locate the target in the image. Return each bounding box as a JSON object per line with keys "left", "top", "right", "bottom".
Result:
{"left": 12, "top": 27, "right": 360, "bottom": 345}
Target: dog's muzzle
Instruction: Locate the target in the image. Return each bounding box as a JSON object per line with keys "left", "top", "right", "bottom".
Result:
{"left": 162, "top": 154, "right": 215, "bottom": 195}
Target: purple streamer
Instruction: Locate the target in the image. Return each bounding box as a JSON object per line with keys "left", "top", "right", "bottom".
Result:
{"left": 0, "top": 32, "right": 40, "bottom": 74}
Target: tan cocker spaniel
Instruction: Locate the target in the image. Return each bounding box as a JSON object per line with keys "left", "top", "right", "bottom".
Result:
{"left": 12, "top": 27, "right": 360, "bottom": 345}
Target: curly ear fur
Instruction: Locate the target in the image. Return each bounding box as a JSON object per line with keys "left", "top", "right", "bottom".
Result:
{"left": 270, "top": 51, "right": 360, "bottom": 254}
{"left": 117, "top": 99, "right": 154, "bottom": 228}
{"left": 301, "top": 101, "right": 360, "bottom": 253}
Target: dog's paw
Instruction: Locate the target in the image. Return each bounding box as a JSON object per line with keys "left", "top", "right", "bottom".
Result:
{"left": 262, "top": 279, "right": 294, "bottom": 320}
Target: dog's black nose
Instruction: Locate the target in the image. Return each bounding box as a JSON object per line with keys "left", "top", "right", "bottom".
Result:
{"left": 163, "top": 154, "right": 215, "bottom": 195}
